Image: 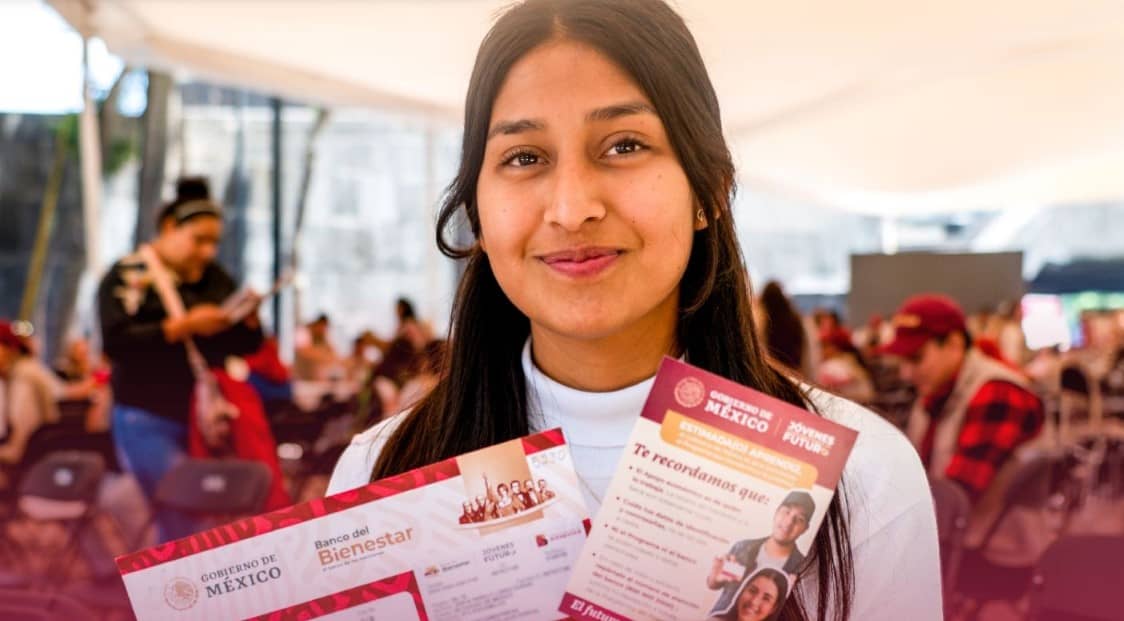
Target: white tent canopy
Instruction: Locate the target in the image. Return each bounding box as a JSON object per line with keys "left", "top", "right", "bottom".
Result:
{"left": 48, "top": 0, "right": 1124, "bottom": 215}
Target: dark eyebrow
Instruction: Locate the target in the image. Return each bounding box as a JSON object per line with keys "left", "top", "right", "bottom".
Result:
{"left": 586, "top": 101, "right": 657, "bottom": 123}
{"left": 487, "top": 119, "right": 545, "bottom": 140}
{"left": 486, "top": 101, "right": 656, "bottom": 141}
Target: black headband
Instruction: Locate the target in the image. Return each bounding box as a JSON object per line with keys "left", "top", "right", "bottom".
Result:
{"left": 171, "top": 199, "right": 223, "bottom": 223}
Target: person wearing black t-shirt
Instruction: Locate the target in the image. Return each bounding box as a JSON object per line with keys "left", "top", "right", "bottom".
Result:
{"left": 98, "top": 177, "right": 262, "bottom": 543}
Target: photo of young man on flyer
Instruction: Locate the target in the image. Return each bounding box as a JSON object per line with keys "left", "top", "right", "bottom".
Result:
{"left": 705, "top": 491, "right": 815, "bottom": 616}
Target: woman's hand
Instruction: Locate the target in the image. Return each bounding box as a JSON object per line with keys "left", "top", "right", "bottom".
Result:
{"left": 187, "top": 305, "right": 233, "bottom": 336}
{"left": 164, "top": 305, "right": 231, "bottom": 341}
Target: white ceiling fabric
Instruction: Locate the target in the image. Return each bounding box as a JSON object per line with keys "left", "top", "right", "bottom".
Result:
{"left": 48, "top": 0, "right": 1124, "bottom": 214}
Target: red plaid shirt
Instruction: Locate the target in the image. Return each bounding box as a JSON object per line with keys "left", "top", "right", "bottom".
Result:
{"left": 920, "top": 377, "right": 1044, "bottom": 498}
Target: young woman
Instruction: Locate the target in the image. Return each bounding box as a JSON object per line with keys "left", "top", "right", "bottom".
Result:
{"left": 98, "top": 177, "right": 264, "bottom": 542}
{"left": 709, "top": 569, "right": 789, "bottom": 621}
{"left": 328, "top": 1, "right": 942, "bottom": 618}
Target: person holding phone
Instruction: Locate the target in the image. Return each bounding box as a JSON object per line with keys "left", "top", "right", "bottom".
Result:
{"left": 98, "top": 177, "right": 263, "bottom": 542}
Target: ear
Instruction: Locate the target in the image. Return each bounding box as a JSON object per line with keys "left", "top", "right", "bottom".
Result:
{"left": 693, "top": 199, "right": 719, "bottom": 232}
{"left": 693, "top": 203, "right": 709, "bottom": 232}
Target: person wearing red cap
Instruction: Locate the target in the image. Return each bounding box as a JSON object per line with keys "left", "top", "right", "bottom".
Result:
{"left": 881, "top": 294, "right": 1043, "bottom": 501}
{"left": 0, "top": 321, "right": 99, "bottom": 466}
{"left": 0, "top": 321, "right": 29, "bottom": 445}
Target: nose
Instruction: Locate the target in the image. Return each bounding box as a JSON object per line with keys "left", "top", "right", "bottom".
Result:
{"left": 200, "top": 244, "right": 219, "bottom": 264}
{"left": 544, "top": 157, "right": 606, "bottom": 232}
{"left": 898, "top": 360, "right": 915, "bottom": 384}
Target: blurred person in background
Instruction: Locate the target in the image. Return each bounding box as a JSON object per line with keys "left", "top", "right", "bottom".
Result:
{"left": 343, "top": 331, "right": 380, "bottom": 383}
{"left": 372, "top": 336, "right": 422, "bottom": 395}
{"left": 97, "top": 177, "right": 265, "bottom": 542}
{"left": 243, "top": 335, "right": 293, "bottom": 416}
{"left": 813, "top": 308, "right": 843, "bottom": 339}
{"left": 966, "top": 305, "right": 995, "bottom": 340}
{"left": 852, "top": 314, "right": 891, "bottom": 361}
{"left": 294, "top": 314, "right": 340, "bottom": 381}
{"left": 817, "top": 328, "right": 875, "bottom": 404}
{"left": 995, "top": 300, "right": 1028, "bottom": 366}
{"left": 53, "top": 335, "right": 113, "bottom": 431}
{"left": 756, "top": 281, "right": 811, "bottom": 378}
{"left": 398, "top": 339, "right": 446, "bottom": 412}
{"left": 393, "top": 297, "right": 434, "bottom": 351}
{"left": 0, "top": 321, "right": 103, "bottom": 467}
{"left": 54, "top": 336, "right": 94, "bottom": 381}
{"left": 882, "top": 294, "right": 1043, "bottom": 503}
{"left": 351, "top": 335, "right": 422, "bottom": 433}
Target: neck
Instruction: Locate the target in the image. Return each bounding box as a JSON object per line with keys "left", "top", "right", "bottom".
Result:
{"left": 149, "top": 239, "right": 185, "bottom": 279}
{"left": 529, "top": 299, "right": 678, "bottom": 392}
{"left": 763, "top": 538, "right": 794, "bottom": 558}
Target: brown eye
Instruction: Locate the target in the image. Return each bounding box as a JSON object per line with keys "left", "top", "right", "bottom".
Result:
{"left": 502, "top": 149, "right": 542, "bottom": 167}
{"left": 605, "top": 138, "right": 648, "bottom": 157}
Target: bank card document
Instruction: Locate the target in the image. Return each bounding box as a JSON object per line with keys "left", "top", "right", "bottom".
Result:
{"left": 116, "top": 429, "right": 590, "bottom": 620}
{"left": 560, "top": 359, "right": 858, "bottom": 620}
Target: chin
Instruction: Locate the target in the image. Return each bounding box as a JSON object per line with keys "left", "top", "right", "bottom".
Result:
{"left": 536, "top": 311, "right": 633, "bottom": 341}
{"left": 183, "top": 268, "right": 206, "bottom": 283}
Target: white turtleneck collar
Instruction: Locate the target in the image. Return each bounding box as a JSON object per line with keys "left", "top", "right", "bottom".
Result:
{"left": 521, "top": 339, "right": 655, "bottom": 449}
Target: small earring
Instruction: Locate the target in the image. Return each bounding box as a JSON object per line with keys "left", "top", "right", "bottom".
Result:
{"left": 696, "top": 208, "right": 706, "bottom": 223}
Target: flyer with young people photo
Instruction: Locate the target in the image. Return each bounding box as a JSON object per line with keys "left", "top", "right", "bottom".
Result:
{"left": 116, "top": 429, "right": 590, "bottom": 620}
{"left": 561, "top": 359, "right": 858, "bottom": 621}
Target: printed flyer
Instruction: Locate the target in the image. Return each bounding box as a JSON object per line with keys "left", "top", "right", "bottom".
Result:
{"left": 561, "top": 359, "right": 858, "bottom": 621}
{"left": 117, "top": 429, "right": 589, "bottom": 620}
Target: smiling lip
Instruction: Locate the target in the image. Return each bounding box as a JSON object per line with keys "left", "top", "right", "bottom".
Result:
{"left": 538, "top": 247, "right": 623, "bottom": 278}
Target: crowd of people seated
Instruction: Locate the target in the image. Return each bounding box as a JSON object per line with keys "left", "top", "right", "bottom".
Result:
{"left": 4, "top": 259, "right": 1122, "bottom": 620}
{"left": 758, "top": 281, "right": 1124, "bottom": 618}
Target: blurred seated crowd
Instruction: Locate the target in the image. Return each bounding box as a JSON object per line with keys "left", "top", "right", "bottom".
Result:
{"left": 756, "top": 281, "right": 1124, "bottom": 619}
{"left": 2, "top": 281, "right": 1122, "bottom": 619}
{"left": 0, "top": 296, "right": 445, "bottom": 617}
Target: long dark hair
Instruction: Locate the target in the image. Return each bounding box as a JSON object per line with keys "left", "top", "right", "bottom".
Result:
{"left": 369, "top": 2, "right": 852, "bottom": 619}
{"left": 759, "top": 281, "right": 809, "bottom": 373}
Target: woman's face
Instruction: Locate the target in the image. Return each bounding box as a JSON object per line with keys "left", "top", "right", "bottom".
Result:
{"left": 735, "top": 576, "right": 780, "bottom": 621}
{"left": 476, "top": 39, "right": 700, "bottom": 342}
{"left": 158, "top": 217, "right": 222, "bottom": 283}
